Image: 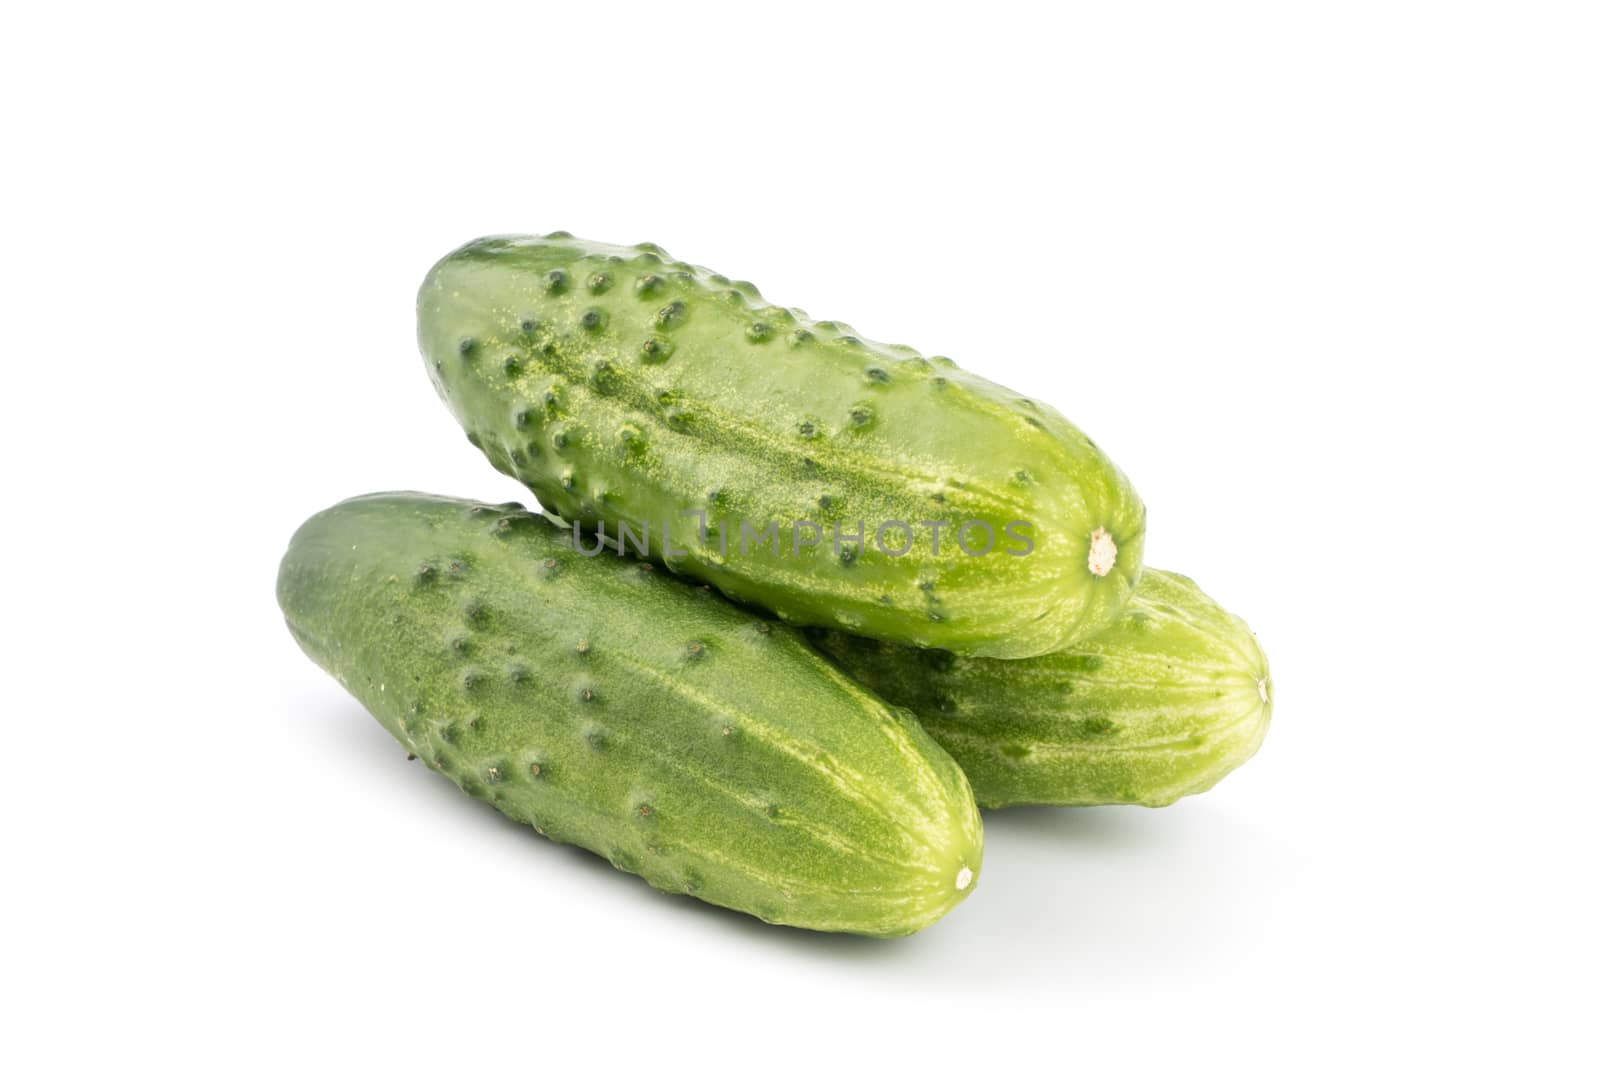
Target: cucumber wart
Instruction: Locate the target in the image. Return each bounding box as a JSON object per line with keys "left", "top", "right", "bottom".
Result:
{"left": 277, "top": 492, "right": 983, "bottom": 936}
{"left": 418, "top": 233, "right": 1146, "bottom": 658}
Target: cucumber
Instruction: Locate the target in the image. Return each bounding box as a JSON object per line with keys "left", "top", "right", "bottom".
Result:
{"left": 277, "top": 492, "right": 982, "bottom": 936}
{"left": 417, "top": 233, "right": 1145, "bottom": 658}
{"left": 812, "top": 570, "right": 1271, "bottom": 808}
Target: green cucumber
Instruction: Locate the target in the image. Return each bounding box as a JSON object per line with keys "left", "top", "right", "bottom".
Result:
{"left": 417, "top": 233, "right": 1145, "bottom": 658}
{"left": 812, "top": 570, "right": 1271, "bottom": 808}
{"left": 277, "top": 492, "right": 982, "bottom": 936}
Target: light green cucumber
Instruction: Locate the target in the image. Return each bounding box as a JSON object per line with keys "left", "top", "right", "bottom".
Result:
{"left": 277, "top": 492, "right": 982, "bottom": 936}
{"left": 812, "top": 570, "right": 1271, "bottom": 808}
{"left": 417, "top": 233, "right": 1145, "bottom": 658}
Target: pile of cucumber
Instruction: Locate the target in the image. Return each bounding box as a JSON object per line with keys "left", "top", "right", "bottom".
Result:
{"left": 278, "top": 234, "right": 1271, "bottom": 937}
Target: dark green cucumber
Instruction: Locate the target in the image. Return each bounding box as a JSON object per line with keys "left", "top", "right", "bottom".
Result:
{"left": 417, "top": 233, "right": 1145, "bottom": 658}
{"left": 813, "top": 570, "right": 1271, "bottom": 808}
{"left": 277, "top": 492, "right": 982, "bottom": 936}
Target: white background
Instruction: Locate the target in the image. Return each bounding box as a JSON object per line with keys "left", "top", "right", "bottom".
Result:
{"left": 5, "top": 3, "right": 1596, "bottom": 1062}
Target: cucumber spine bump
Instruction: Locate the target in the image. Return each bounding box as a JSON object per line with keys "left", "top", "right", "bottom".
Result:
{"left": 813, "top": 570, "right": 1272, "bottom": 808}
{"left": 276, "top": 492, "right": 982, "bottom": 936}
{"left": 417, "top": 233, "right": 1146, "bottom": 658}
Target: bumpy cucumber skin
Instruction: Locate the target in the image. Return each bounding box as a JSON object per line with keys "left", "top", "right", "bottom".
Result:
{"left": 417, "top": 233, "right": 1145, "bottom": 659}
{"left": 813, "top": 570, "right": 1271, "bottom": 808}
{"left": 277, "top": 492, "right": 982, "bottom": 936}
